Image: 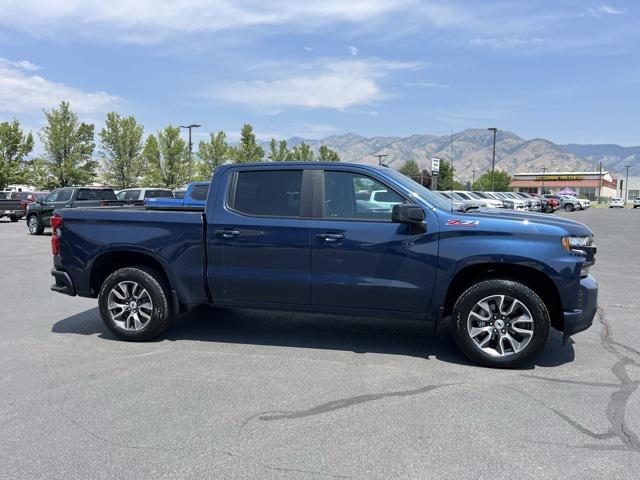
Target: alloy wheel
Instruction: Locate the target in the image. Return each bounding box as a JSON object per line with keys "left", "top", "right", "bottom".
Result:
{"left": 107, "top": 281, "right": 153, "bottom": 331}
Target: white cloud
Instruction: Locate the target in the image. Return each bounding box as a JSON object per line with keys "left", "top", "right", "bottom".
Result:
{"left": 470, "top": 37, "right": 545, "bottom": 49}
{"left": 213, "top": 58, "right": 422, "bottom": 110}
{"left": 405, "top": 81, "right": 450, "bottom": 88}
{"left": 0, "top": 0, "right": 415, "bottom": 43}
{"left": 11, "top": 60, "right": 41, "bottom": 71}
{"left": 304, "top": 46, "right": 313, "bottom": 52}
{"left": 0, "top": 58, "right": 120, "bottom": 116}
{"left": 346, "top": 45, "right": 359, "bottom": 56}
{"left": 588, "top": 4, "right": 625, "bottom": 15}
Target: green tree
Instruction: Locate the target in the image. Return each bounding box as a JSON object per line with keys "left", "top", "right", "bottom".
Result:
{"left": 141, "top": 127, "right": 188, "bottom": 188}
{"left": 289, "top": 142, "right": 314, "bottom": 161}
{"left": 318, "top": 144, "right": 340, "bottom": 162}
{"left": 472, "top": 170, "right": 512, "bottom": 191}
{"left": 99, "top": 112, "right": 145, "bottom": 189}
{"left": 22, "top": 157, "right": 56, "bottom": 190}
{"left": 434, "top": 160, "right": 457, "bottom": 191}
{"left": 231, "top": 124, "right": 264, "bottom": 163}
{"left": 0, "top": 119, "right": 33, "bottom": 189}
{"left": 40, "top": 101, "right": 96, "bottom": 187}
{"left": 398, "top": 159, "right": 420, "bottom": 178}
{"left": 198, "top": 131, "right": 230, "bottom": 179}
{"left": 268, "top": 138, "right": 290, "bottom": 162}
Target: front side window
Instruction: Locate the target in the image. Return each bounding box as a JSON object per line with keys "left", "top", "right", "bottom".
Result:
{"left": 45, "top": 190, "right": 59, "bottom": 203}
{"left": 56, "top": 190, "right": 73, "bottom": 202}
{"left": 77, "top": 189, "right": 116, "bottom": 201}
{"left": 123, "top": 190, "right": 141, "bottom": 201}
{"left": 230, "top": 170, "right": 302, "bottom": 217}
{"left": 324, "top": 171, "right": 404, "bottom": 220}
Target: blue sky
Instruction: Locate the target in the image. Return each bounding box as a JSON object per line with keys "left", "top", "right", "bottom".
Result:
{"left": 0, "top": 0, "right": 638, "bottom": 146}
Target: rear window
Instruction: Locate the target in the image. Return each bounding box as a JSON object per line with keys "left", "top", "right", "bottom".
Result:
{"left": 77, "top": 188, "right": 117, "bottom": 201}
{"left": 230, "top": 170, "right": 302, "bottom": 217}
{"left": 190, "top": 184, "right": 209, "bottom": 201}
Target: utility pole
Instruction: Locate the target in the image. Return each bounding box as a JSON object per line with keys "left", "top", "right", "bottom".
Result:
{"left": 472, "top": 170, "right": 476, "bottom": 186}
{"left": 625, "top": 165, "right": 630, "bottom": 204}
{"left": 541, "top": 166, "right": 547, "bottom": 194}
{"left": 375, "top": 153, "right": 389, "bottom": 166}
{"left": 179, "top": 124, "right": 201, "bottom": 183}
{"left": 597, "top": 161, "right": 603, "bottom": 201}
{"left": 487, "top": 128, "right": 499, "bottom": 191}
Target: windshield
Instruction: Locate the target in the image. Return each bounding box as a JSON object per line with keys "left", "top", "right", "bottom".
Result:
{"left": 455, "top": 191, "right": 472, "bottom": 200}
{"left": 384, "top": 169, "right": 452, "bottom": 211}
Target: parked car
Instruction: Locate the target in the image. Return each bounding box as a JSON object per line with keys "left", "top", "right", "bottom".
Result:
{"left": 609, "top": 198, "right": 624, "bottom": 208}
{"left": 437, "top": 191, "right": 481, "bottom": 212}
{"left": 570, "top": 197, "right": 590, "bottom": 210}
{"left": 173, "top": 189, "right": 186, "bottom": 199}
{"left": 472, "top": 191, "right": 506, "bottom": 208}
{"left": 50, "top": 162, "right": 598, "bottom": 369}
{"left": 544, "top": 194, "right": 582, "bottom": 212}
{"left": 26, "top": 187, "right": 124, "bottom": 235}
{"left": 512, "top": 192, "right": 543, "bottom": 212}
{"left": 634, "top": 197, "right": 640, "bottom": 209}
{"left": 145, "top": 182, "right": 209, "bottom": 208}
{"left": 435, "top": 192, "right": 467, "bottom": 212}
{"left": 116, "top": 188, "right": 174, "bottom": 206}
{"left": 452, "top": 190, "right": 502, "bottom": 208}
{"left": 489, "top": 192, "right": 527, "bottom": 211}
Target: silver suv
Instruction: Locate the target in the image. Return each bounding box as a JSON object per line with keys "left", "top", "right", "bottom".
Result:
{"left": 634, "top": 197, "right": 640, "bottom": 209}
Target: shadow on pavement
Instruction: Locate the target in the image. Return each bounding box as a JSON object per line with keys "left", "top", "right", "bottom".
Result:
{"left": 52, "top": 306, "right": 574, "bottom": 369}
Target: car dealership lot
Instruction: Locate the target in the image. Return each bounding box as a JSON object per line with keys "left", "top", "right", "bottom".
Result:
{"left": 1, "top": 209, "right": 639, "bottom": 479}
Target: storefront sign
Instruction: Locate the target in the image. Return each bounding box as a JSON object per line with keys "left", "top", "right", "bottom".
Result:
{"left": 535, "top": 175, "right": 584, "bottom": 182}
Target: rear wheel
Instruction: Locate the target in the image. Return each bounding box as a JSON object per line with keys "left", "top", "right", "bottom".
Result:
{"left": 451, "top": 279, "right": 550, "bottom": 368}
{"left": 98, "top": 266, "right": 173, "bottom": 341}
{"left": 9, "top": 215, "right": 19, "bottom": 222}
{"left": 564, "top": 203, "right": 574, "bottom": 212}
{"left": 27, "top": 215, "right": 44, "bottom": 235}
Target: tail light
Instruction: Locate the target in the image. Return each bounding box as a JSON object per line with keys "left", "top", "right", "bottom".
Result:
{"left": 51, "top": 214, "right": 63, "bottom": 255}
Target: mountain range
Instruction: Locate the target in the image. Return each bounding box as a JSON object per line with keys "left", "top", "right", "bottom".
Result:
{"left": 267, "top": 129, "right": 640, "bottom": 182}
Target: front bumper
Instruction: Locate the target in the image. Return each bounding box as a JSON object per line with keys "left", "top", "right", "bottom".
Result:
{"left": 562, "top": 275, "right": 598, "bottom": 336}
{"left": 51, "top": 268, "right": 76, "bottom": 296}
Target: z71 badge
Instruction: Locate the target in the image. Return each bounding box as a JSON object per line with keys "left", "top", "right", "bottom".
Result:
{"left": 446, "top": 219, "right": 480, "bottom": 227}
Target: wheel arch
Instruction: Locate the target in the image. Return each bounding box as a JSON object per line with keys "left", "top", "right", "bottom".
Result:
{"left": 89, "top": 250, "right": 183, "bottom": 314}
{"left": 442, "top": 262, "right": 564, "bottom": 331}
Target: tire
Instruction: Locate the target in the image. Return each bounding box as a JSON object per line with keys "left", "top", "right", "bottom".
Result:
{"left": 98, "top": 266, "right": 173, "bottom": 341}
{"left": 564, "top": 203, "right": 574, "bottom": 212}
{"left": 450, "top": 279, "right": 551, "bottom": 368}
{"left": 9, "top": 215, "right": 19, "bottom": 222}
{"left": 27, "top": 215, "right": 44, "bottom": 235}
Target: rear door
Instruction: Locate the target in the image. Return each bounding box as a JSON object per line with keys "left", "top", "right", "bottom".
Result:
{"left": 207, "top": 168, "right": 312, "bottom": 305}
{"left": 311, "top": 168, "right": 438, "bottom": 314}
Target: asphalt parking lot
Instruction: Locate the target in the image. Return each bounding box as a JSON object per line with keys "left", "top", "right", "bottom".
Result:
{"left": 1, "top": 208, "right": 639, "bottom": 479}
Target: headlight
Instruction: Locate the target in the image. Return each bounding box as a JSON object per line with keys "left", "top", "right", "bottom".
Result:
{"left": 561, "top": 235, "right": 593, "bottom": 251}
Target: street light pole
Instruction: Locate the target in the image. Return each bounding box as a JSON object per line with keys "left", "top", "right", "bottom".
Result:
{"left": 472, "top": 170, "right": 476, "bottom": 186}
{"left": 375, "top": 153, "right": 389, "bottom": 166}
{"left": 625, "top": 165, "right": 630, "bottom": 204}
{"left": 487, "top": 128, "right": 499, "bottom": 191}
{"left": 179, "top": 124, "right": 201, "bottom": 184}
{"left": 541, "top": 166, "right": 547, "bottom": 194}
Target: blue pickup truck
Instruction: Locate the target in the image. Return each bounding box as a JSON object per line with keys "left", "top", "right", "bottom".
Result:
{"left": 49, "top": 162, "right": 597, "bottom": 368}
{"left": 144, "top": 181, "right": 209, "bottom": 208}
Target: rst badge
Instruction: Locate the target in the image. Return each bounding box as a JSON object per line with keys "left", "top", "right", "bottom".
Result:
{"left": 446, "top": 219, "right": 480, "bottom": 227}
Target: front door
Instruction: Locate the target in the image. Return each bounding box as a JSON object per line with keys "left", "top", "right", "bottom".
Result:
{"left": 208, "top": 168, "right": 312, "bottom": 305}
{"left": 42, "top": 188, "right": 73, "bottom": 225}
{"left": 311, "top": 169, "right": 438, "bottom": 314}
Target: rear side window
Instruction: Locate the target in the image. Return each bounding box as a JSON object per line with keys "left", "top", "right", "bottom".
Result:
{"left": 190, "top": 184, "right": 209, "bottom": 201}
{"left": 77, "top": 189, "right": 117, "bottom": 201}
{"left": 230, "top": 170, "right": 302, "bottom": 217}
{"left": 145, "top": 189, "right": 173, "bottom": 199}
{"left": 123, "top": 190, "right": 141, "bottom": 201}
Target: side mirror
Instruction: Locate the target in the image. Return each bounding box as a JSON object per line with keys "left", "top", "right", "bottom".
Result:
{"left": 392, "top": 203, "right": 425, "bottom": 224}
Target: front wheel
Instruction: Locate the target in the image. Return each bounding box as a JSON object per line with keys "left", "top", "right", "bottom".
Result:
{"left": 98, "top": 266, "right": 174, "bottom": 341}
{"left": 27, "top": 215, "right": 44, "bottom": 235}
{"left": 9, "top": 215, "right": 19, "bottom": 222}
{"left": 451, "top": 279, "right": 550, "bottom": 368}
{"left": 564, "top": 204, "right": 574, "bottom": 212}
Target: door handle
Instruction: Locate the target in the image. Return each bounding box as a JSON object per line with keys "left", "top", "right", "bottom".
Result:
{"left": 216, "top": 229, "right": 240, "bottom": 238}
{"left": 316, "top": 233, "right": 344, "bottom": 242}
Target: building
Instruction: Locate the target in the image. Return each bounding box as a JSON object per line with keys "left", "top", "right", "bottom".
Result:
{"left": 620, "top": 176, "right": 640, "bottom": 202}
{"left": 510, "top": 171, "right": 618, "bottom": 199}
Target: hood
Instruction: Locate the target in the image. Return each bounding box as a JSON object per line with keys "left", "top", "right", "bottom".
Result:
{"left": 455, "top": 208, "right": 593, "bottom": 236}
